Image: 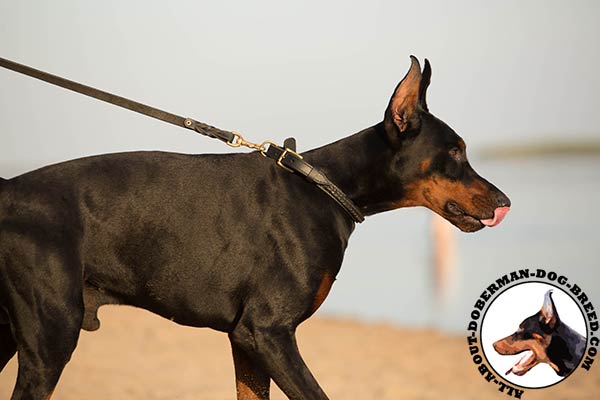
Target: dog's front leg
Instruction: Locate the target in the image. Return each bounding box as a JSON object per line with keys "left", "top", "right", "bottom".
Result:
{"left": 230, "top": 325, "right": 328, "bottom": 400}
{"left": 230, "top": 339, "right": 270, "bottom": 400}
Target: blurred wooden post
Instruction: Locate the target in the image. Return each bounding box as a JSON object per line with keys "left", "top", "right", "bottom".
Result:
{"left": 431, "top": 213, "right": 457, "bottom": 304}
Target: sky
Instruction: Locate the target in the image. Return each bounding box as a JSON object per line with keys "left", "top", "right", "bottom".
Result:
{"left": 1, "top": 1, "right": 599, "bottom": 329}
{"left": 1, "top": 1, "right": 599, "bottom": 173}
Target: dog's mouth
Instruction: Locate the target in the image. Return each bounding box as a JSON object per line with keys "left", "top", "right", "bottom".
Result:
{"left": 505, "top": 350, "right": 538, "bottom": 376}
{"left": 444, "top": 202, "right": 484, "bottom": 232}
{"left": 480, "top": 206, "right": 510, "bottom": 227}
{"left": 493, "top": 338, "right": 541, "bottom": 376}
{"left": 444, "top": 202, "right": 509, "bottom": 232}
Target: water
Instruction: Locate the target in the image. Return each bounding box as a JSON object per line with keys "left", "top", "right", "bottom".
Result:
{"left": 319, "top": 156, "right": 600, "bottom": 332}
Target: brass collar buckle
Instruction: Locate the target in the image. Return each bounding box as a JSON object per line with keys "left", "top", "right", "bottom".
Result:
{"left": 276, "top": 147, "right": 303, "bottom": 173}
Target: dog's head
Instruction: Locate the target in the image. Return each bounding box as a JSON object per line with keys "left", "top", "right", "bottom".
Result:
{"left": 493, "top": 290, "right": 560, "bottom": 376}
{"left": 380, "top": 56, "right": 510, "bottom": 232}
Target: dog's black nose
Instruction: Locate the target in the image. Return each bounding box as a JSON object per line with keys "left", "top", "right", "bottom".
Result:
{"left": 496, "top": 192, "right": 511, "bottom": 208}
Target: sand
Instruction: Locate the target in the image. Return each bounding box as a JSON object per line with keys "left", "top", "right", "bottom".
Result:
{"left": 1, "top": 307, "right": 598, "bottom": 399}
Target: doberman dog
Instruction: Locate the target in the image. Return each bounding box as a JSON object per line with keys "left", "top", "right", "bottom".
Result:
{"left": 494, "top": 290, "right": 586, "bottom": 378}
{"left": 0, "top": 56, "right": 510, "bottom": 399}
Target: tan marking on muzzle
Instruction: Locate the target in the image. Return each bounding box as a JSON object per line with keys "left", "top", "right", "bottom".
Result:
{"left": 493, "top": 334, "right": 555, "bottom": 374}
{"left": 398, "top": 175, "right": 487, "bottom": 216}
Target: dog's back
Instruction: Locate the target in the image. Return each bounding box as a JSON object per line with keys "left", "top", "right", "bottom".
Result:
{"left": 0, "top": 150, "right": 351, "bottom": 333}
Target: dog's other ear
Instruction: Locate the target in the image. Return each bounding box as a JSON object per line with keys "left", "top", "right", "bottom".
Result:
{"left": 419, "top": 59, "right": 432, "bottom": 112}
{"left": 540, "top": 290, "right": 558, "bottom": 329}
{"left": 386, "top": 56, "right": 424, "bottom": 133}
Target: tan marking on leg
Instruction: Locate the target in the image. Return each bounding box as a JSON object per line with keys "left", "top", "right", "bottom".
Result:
{"left": 232, "top": 344, "right": 270, "bottom": 400}
{"left": 237, "top": 380, "right": 266, "bottom": 400}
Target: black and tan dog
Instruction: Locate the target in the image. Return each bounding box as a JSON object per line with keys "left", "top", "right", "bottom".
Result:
{"left": 494, "top": 290, "right": 586, "bottom": 378}
{"left": 0, "top": 57, "right": 510, "bottom": 399}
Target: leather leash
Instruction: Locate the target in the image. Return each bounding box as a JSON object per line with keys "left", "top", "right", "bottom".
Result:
{"left": 0, "top": 57, "right": 364, "bottom": 223}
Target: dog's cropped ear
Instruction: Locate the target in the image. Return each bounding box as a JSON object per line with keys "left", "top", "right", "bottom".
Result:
{"left": 419, "top": 59, "right": 431, "bottom": 112}
{"left": 386, "top": 56, "right": 428, "bottom": 133}
{"left": 540, "top": 290, "right": 558, "bottom": 329}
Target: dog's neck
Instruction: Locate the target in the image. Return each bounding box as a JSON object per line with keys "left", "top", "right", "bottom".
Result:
{"left": 547, "top": 322, "right": 587, "bottom": 376}
{"left": 302, "top": 122, "right": 401, "bottom": 216}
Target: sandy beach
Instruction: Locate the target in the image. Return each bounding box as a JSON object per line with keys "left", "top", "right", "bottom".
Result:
{"left": 1, "top": 306, "right": 598, "bottom": 399}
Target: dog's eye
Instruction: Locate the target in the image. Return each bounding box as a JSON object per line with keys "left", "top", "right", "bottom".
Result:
{"left": 449, "top": 147, "right": 462, "bottom": 161}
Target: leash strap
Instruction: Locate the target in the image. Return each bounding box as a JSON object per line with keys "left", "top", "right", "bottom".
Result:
{"left": 0, "top": 56, "right": 364, "bottom": 223}
{"left": 0, "top": 57, "right": 235, "bottom": 144}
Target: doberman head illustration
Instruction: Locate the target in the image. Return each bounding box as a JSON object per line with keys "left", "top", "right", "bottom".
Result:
{"left": 493, "top": 290, "right": 586, "bottom": 377}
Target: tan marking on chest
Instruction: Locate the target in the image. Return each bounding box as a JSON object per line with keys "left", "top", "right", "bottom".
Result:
{"left": 310, "top": 273, "right": 334, "bottom": 315}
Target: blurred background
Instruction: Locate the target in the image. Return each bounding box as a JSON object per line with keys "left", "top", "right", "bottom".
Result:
{"left": 1, "top": 1, "right": 599, "bottom": 333}
{"left": 3, "top": 2, "right": 600, "bottom": 398}
{"left": 0, "top": 0, "right": 600, "bottom": 331}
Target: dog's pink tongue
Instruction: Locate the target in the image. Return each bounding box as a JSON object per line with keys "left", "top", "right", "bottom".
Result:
{"left": 506, "top": 350, "right": 535, "bottom": 376}
{"left": 481, "top": 206, "right": 510, "bottom": 227}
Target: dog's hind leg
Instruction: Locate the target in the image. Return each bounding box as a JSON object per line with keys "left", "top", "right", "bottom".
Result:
{"left": 9, "top": 288, "right": 83, "bottom": 400}
{"left": 0, "top": 323, "right": 16, "bottom": 373}
{"left": 3, "top": 238, "right": 84, "bottom": 400}
{"left": 230, "top": 339, "right": 270, "bottom": 400}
